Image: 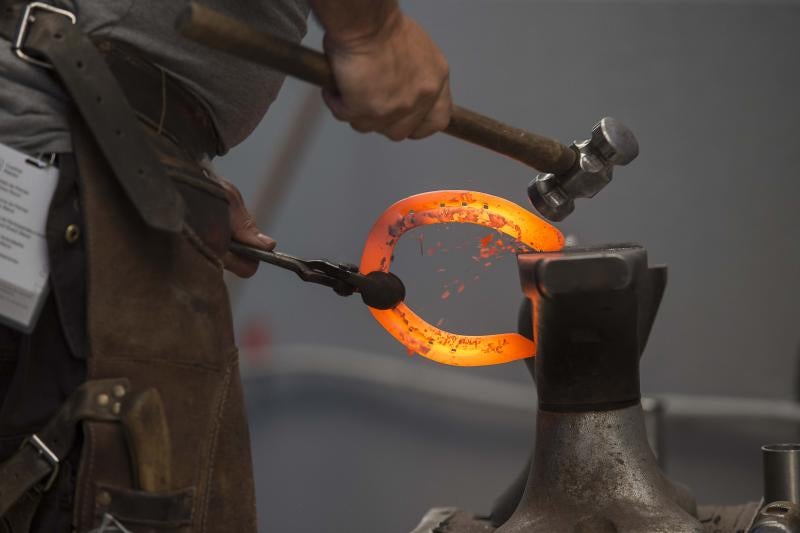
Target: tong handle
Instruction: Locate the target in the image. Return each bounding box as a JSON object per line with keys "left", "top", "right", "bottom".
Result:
{"left": 229, "top": 241, "right": 405, "bottom": 310}
{"left": 228, "top": 242, "right": 344, "bottom": 289}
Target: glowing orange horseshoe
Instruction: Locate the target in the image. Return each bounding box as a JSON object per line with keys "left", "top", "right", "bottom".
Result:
{"left": 360, "top": 190, "right": 564, "bottom": 366}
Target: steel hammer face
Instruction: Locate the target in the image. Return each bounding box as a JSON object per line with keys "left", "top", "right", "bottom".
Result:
{"left": 528, "top": 117, "right": 639, "bottom": 222}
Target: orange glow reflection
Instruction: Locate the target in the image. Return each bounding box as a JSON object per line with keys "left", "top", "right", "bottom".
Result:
{"left": 360, "top": 190, "right": 564, "bottom": 366}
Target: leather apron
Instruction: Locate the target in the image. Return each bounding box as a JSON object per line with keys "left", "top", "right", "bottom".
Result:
{"left": 0, "top": 4, "right": 258, "bottom": 530}
{"left": 70, "top": 118, "right": 258, "bottom": 532}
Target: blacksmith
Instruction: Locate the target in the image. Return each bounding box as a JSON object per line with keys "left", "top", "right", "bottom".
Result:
{"left": 0, "top": 1, "right": 451, "bottom": 531}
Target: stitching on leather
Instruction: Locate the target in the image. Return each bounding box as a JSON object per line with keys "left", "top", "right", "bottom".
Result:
{"left": 167, "top": 170, "right": 228, "bottom": 200}
{"left": 157, "top": 66, "right": 167, "bottom": 136}
{"left": 73, "top": 362, "right": 96, "bottom": 529}
{"left": 226, "top": 348, "right": 240, "bottom": 365}
{"left": 196, "top": 358, "right": 234, "bottom": 532}
{"left": 77, "top": 421, "right": 99, "bottom": 530}
{"left": 182, "top": 223, "right": 224, "bottom": 270}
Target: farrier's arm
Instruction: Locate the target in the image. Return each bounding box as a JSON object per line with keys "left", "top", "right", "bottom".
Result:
{"left": 309, "top": 0, "right": 453, "bottom": 140}
{"left": 225, "top": 2, "right": 452, "bottom": 277}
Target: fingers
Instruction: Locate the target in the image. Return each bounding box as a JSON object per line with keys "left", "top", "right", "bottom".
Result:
{"left": 323, "top": 76, "right": 452, "bottom": 141}
{"left": 321, "top": 13, "right": 452, "bottom": 142}
{"left": 378, "top": 79, "right": 451, "bottom": 141}
{"left": 224, "top": 220, "right": 276, "bottom": 279}
{"left": 409, "top": 80, "right": 453, "bottom": 140}
{"left": 323, "top": 86, "right": 414, "bottom": 135}
{"left": 218, "top": 177, "right": 277, "bottom": 279}
{"left": 381, "top": 83, "right": 440, "bottom": 140}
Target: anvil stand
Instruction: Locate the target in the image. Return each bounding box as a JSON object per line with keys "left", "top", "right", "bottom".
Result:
{"left": 411, "top": 244, "right": 704, "bottom": 533}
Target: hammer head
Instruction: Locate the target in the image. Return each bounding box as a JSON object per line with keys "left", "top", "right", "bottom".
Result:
{"left": 528, "top": 117, "right": 639, "bottom": 222}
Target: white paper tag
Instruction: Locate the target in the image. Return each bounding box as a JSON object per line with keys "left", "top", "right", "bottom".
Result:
{"left": 0, "top": 143, "right": 58, "bottom": 333}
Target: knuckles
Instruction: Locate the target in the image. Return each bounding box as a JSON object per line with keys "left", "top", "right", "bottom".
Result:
{"left": 350, "top": 120, "right": 375, "bottom": 133}
{"left": 220, "top": 179, "right": 245, "bottom": 207}
{"left": 385, "top": 128, "right": 409, "bottom": 142}
{"left": 322, "top": 18, "right": 452, "bottom": 141}
{"left": 235, "top": 216, "right": 258, "bottom": 236}
{"left": 427, "top": 115, "right": 450, "bottom": 135}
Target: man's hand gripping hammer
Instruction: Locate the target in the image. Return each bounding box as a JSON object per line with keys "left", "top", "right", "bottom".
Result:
{"left": 176, "top": 3, "right": 639, "bottom": 221}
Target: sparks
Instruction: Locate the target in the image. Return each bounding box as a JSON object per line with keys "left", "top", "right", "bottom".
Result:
{"left": 360, "top": 190, "right": 564, "bottom": 366}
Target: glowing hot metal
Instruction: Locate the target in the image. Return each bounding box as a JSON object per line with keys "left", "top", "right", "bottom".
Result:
{"left": 360, "top": 190, "right": 564, "bottom": 366}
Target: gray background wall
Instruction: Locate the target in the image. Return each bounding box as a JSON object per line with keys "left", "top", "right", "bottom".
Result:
{"left": 213, "top": 2, "right": 800, "bottom": 531}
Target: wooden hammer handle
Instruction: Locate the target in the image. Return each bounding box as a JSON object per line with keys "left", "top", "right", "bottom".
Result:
{"left": 177, "top": 3, "right": 576, "bottom": 174}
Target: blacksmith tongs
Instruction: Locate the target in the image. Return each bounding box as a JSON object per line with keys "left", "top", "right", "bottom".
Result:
{"left": 229, "top": 242, "right": 405, "bottom": 310}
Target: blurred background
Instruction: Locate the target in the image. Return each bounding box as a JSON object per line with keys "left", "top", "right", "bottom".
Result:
{"left": 213, "top": 1, "right": 800, "bottom": 531}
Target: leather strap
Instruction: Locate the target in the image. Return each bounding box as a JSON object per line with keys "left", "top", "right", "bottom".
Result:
{"left": 95, "top": 485, "right": 194, "bottom": 527}
{"left": 0, "top": 6, "right": 221, "bottom": 159}
{"left": 1, "top": 4, "right": 186, "bottom": 233}
{"left": 0, "top": 378, "right": 130, "bottom": 517}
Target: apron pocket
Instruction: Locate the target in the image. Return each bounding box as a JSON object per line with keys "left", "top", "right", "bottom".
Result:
{"left": 93, "top": 484, "right": 195, "bottom": 532}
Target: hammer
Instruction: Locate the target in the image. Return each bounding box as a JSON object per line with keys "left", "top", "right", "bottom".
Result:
{"left": 176, "top": 3, "right": 639, "bottom": 221}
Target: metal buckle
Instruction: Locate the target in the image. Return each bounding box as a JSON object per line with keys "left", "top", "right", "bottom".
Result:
{"left": 26, "top": 152, "right": 58, "bottom": 169}
{"left": 22, "top": 433, "right": 60, "bottom": 492}
{"left": 13, "top": 2, "right": 77, "bottom": 69}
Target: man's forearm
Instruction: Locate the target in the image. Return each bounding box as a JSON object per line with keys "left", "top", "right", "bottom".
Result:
{"left": 309, "top": 0, "right": 401, "bottom": 45}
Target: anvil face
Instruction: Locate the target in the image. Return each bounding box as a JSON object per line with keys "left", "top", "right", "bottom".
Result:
{"left": 517, "top": 244, "right": 666, "bottom": 412}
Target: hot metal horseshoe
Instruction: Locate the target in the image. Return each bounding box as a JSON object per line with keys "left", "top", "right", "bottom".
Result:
{"left": 360, "top": 190, "right": 564, "bottom": 366}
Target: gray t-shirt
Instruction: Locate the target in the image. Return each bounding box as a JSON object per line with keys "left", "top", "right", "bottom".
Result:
{"left": 0, "top": 0, "right": 309, "bottom": 155}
